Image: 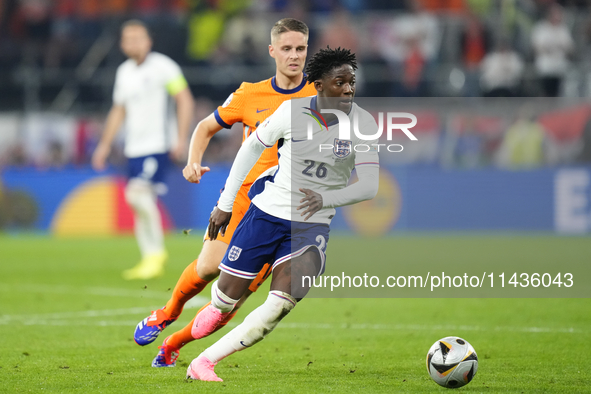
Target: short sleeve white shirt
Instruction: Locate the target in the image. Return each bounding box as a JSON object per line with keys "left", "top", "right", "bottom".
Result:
{"left": 113, "top": 52, "right": 185, "bottom": 158}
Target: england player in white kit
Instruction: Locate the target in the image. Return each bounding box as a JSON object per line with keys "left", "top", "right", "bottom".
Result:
{"left": 92, "top": 20, "right": 194, "bottom": 280}
{"left": 185, "top": 47, "right": 380, "bottom": 382}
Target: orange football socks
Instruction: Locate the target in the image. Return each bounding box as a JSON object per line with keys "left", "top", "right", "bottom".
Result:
{"left": 164, "top": 259, "right": 209, "bottom": 319}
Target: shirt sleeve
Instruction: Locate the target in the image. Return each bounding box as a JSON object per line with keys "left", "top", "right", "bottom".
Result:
{"left": 320, "top": 165, "right": 379, "bottom": 209}
{"left": 217, "top": 100, "right": 291, "bottom": 212}
{"left": 561, "top": 27, "right": 574, "bottom": 51}
{"left": 159, "top": 56, "right": 188, "bottom": 96}
{"left": 254, "top": 100, "right": 291, "bottom": 147}
{"left": 112, "top": 66, "right": 125, "bottom": 105}
{"left": 214, "top": 82, "right": 247, "bottom": 129}
{"left": 217, "top": 133, "right": 268, "bottom": 212}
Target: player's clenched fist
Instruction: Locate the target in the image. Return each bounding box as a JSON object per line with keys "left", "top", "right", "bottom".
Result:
{"left": 183, "top": 162, "right": 211, "bottom": 184}
{"left": 208, "top": 207, "right": 232, "bottom": 240}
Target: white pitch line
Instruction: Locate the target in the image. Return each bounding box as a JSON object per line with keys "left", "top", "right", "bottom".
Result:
{"left": 8, "top": 320, "right": 146, "bottom": 326}
{"left": 2, "top": 307, "right": 163, "bottom": 322}
{"left": 0, "top": 315, "right": 585, "bottom": 334}
{"left": 0, "top": 284, "right": 585, "bottom": 334}
{"left": 0, "top": 283, "right": 177, "bottom": 299}
{"left": 0, "top": 296, "right": 209, "bottom": 324}
{"left": 279, "top": 322, "right": 585, "bottom": 334}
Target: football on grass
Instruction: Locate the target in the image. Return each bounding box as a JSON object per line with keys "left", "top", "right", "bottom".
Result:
{"left": 426, "top": 336, "right": 478, "bottom": 388}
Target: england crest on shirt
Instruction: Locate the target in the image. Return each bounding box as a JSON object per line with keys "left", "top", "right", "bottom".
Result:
{"left": 228, "top": 245, "right": 242, "bottom": 261}
{"left": 334, "top": 138, "right": 352, "bottom": 158}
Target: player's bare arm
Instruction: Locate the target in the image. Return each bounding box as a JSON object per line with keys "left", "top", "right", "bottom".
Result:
{"left": 208, "top": 118, "right": 277, "bottom": 238}
{"left": 171, "top": 87, "right": 194, "bottom": 162}
{"left": 183, "top": 113, "right": 221, "bottom": 183}
{"left": 92, "top": 104, "right": 126, "bottom": 171}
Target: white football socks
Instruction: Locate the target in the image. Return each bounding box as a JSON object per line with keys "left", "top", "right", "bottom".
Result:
{"left": 124, "top": 181, "right": 165, "bottom": 257}
{"left": 201, "top": 291, "right": 297, "bottom": 363}
{"left": 210, "top": 280, "right": 239, "bottom": 313}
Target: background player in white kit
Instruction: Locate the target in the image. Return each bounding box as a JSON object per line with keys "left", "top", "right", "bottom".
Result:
{"left": 185, "top": 47, "right": 380, "bottom": 381}
{"left": 92, "top": 20, "right": 194, "bottom": 280}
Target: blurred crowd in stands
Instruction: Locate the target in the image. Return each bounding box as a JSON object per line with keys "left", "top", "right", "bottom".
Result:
{"left": 1, "top": 0, "right": 591, "bottom": 170}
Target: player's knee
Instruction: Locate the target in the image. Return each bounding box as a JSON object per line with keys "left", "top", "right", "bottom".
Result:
{"left": 210, "top": 280, "right": 239, "bottom": 313}
{"left": 196, "top": 256, "right": 221, "bottom": 281}
{"left": 124, "top": 185, "right": 139, "bottom": 208}
{"left": 124, "top": 182, "right": 153, "bottom": 210}
{"left": 196, "top": 241, "right": 227, "bottom": 280}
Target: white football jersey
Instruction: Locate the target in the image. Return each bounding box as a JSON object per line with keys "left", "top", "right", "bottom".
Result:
{"left": 251, "top": 96, "right": 379, "bottom": 224}
{"left": 113, "top": 52, "right": 184, "bottom": 158}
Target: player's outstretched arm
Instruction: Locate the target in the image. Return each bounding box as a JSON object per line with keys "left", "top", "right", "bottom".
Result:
{"left": 208, "top": 132, "right": 269, "bottom": 240}
{"left": 170, "top": 87, "right": 194, "bottom": 162}
{"left": 92, "top": 104, "right": 126, "bottom": 171}
{"left": 322, "top": 165, "right": 379, "bottom": 208}
{"left": 182, "top": 113, "right": 222, "bottom": 184}
{"left": 209, "top": 100, "right": 288, "bottom": 238}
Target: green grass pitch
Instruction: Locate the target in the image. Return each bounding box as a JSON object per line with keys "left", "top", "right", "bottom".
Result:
{"left": 1, "top": 234, "right": 590, "bottom": 393}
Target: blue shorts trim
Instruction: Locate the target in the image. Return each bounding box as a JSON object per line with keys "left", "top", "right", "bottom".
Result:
{"left": 219, "top": 204, "right": 330, "bottom": 279}
{"left": 127, "top": 153, "right": 170, "bottom": 185}
{"left": 273, "top": 244, "right": 325, "bottom": 273}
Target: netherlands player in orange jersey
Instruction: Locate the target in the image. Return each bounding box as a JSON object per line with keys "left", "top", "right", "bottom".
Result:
{"left": 133, "top": 18, "right": 317, "bottom": 367}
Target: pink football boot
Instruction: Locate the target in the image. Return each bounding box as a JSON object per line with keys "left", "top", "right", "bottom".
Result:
{"left": 186, "top": 356, "right": 222, "bottom": 382}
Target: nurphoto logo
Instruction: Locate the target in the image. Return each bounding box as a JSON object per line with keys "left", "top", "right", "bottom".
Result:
{"left": 303, "top": 108, "right": 418, "bottom": 153}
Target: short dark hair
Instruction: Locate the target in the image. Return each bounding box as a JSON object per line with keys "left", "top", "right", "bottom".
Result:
{"left": 305, "top": 47, "right": 357, "bottom": 83}
{"left": 270, "top": 18, "right": 309, "bottom": 42}
{"left": 121, "top": 19, "right": 151, "bottom": 38}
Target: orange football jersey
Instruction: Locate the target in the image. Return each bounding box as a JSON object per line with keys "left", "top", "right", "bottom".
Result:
{"left": 214, "top": 76, "right": 316, "bottom": 186}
